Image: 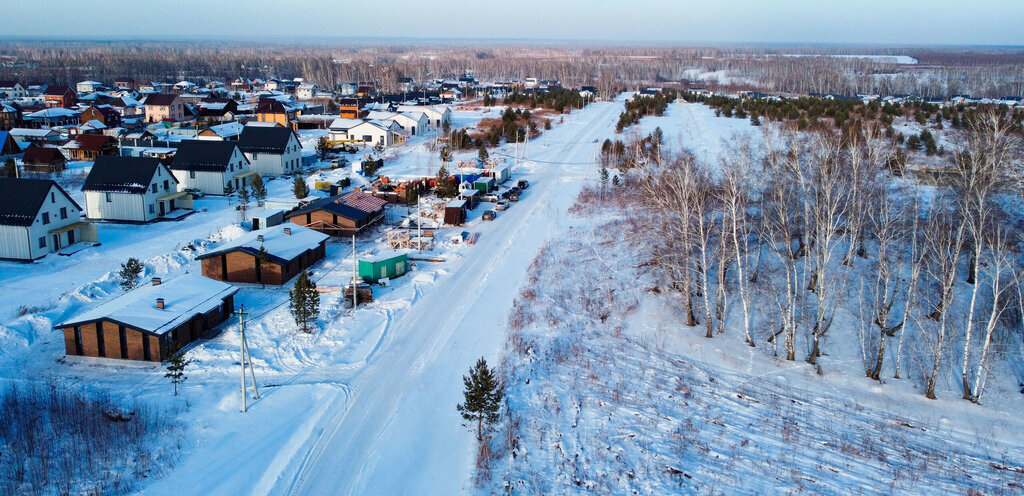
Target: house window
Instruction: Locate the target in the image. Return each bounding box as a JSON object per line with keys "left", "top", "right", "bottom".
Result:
{"left": 60, "top": 207, "right": 67, "bottom": 219}
{"left": 190, "top": 171, "right": 196, "bottom": 179}
{"left": 163, "top": 180, "right": 169, "bottom": 191}
{"left": 50, "top": 192, "right": 55, "bottom": 203}
{"left": 42, "top": 212, "right": 50, "bottom": 225}
{"left": 149, "top": 204, "right": 155, "bottom": 214}
{"left": 105, "top": 192, "right": 112, "bottom": 202}
{"left": 363, "top": 135, "right": 372, "bottom": 142}
{"left": 151, "top": 184, "right": 158, "bottom": 193}
{"left": 38, "top": 236, "right": 46, "bottom": 248}
{"left": 252, "top": 152, "right": 258, "bottom": 159}
{"left": 157, "top": 168, "right": 162, "bottom": 176}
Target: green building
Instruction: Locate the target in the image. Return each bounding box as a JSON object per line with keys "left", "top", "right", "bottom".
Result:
{"left": 359, "top": 251, "right": 409, "bottom": 283}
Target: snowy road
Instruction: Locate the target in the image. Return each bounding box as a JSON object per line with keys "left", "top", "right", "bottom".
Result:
{"left": 269, "top": 99, "right": 622, "bottom": 495}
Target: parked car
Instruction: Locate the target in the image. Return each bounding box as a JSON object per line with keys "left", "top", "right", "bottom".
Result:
{"left": 509, "top": 192, "right": 520, "bottom": 202}
{"left": 517, "top": 179, "right": 529, "bottom": 189}
{"left": 482, "top": 210, "right": 497, "bottom": 221}
{"left": 482, "top": 193, "right": 500, "bottom": 202}
{"left": 495, "top": 200, "right": 509, "bottom": 211}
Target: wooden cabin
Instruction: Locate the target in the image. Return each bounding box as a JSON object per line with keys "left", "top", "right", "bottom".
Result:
{"left": 21, "top": 144, "right": 66, "bottom": 173}
{"left": 286, "top": 191, "right": 387, "bottom": 236}
{"left": 56, "top": 274, "right": 237, "bottom": 362}
{"left": 196, "top": 224, "right": 328, "bottom": 285}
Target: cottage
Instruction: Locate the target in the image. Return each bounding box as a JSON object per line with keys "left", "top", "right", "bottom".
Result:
{"left": 61, "top": 134, "right": 118, "bottom": 161}
{"left": 444, "top": 199, "right": 467, "bottom": 226}
{"left": 21, "top": 144, "right": 66, "bottom": 173}
{"left": 328, "top": 117, "right": 363, "bottom": 142}
{"left": 76, "top": 80, "right": 103, "bottom": 93}
{"left": 286, "top": 191, "right": 387, "bottom": 236}
{"left": 83, "top": 156, "right": 191, "bottom": 222}
{"left": 23, "top": 107, "right": 80, "bottom": 128}
{"left": 79, "top": 105, "right": 122, "bottom": 128}
{"left": 197, "top": 98, "right": 239, "bottom": 123}
{"left": 348, "top": 120, "right": 403, "bottom": 147}
{"left": 9, "top": 128, "right": 61, "bottom": 146}
{"left": 0, "top": 80, "right": 27, "bottom": 99}
{"left": 44, "top": 86, "right": 77, "bottom": 108}
{"left": 0, "top": 177, "right": 97, "bottom": 261}
{"left": 56, "top": 274, "right": 238, "bottom": 362}
{"left": 0, "top": 103, "right": 21, "bottom": 130}
{"left": 197, "top": 224, "right": 329, "bottom": 285}
{"left": 255, "top": 99, "right": 298, "bottom": 130}
{"left": 197, "top": 121, "right": 244, "bottom": 141}
{"left": 397, "top": 104, "right": 450, "bottom": 129}
{"left": 365, "top": 110, "right": 428, "bottom": 136}
{"left": 237, "top": 125, "right": 302, "bottom": 175}
{"left": 358, "top": 251, "right": 409, "bottom": 283}
{"left": 114, "top": 77, "right": 136, "bottom": 90}
{"left": 143, "top": 93, "right": 184, "bottom": 123}
{"left": 296, "top": 83, "right": 317, "bottom": 100}
{"left": 170, "top": 140, "right": 256, "bottom": 195}
{"left": 0, "top": 131, "right": 21, "bottom": 159}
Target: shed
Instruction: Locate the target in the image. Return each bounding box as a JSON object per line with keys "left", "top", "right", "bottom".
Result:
{"left": 358, "top": 251, "right": 409, "bottom": 283}
{"left": 444, "top": 198, "right": 467, "bottom": 226}
{"left": 473, "top": 177, "right": 496, "bottom": 194}
{"left": 461, "top": 189, "right": 480, "bottom": 210}
{"left": 252, "top": 209, "right": 285, "bottom": 230}
{"left": 487, "top": 165, "right": 511, "bottom": 184}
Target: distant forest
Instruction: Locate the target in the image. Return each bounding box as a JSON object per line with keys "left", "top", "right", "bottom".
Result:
{"left": 1, "top": 41, "right": 1022, "bottom": 98}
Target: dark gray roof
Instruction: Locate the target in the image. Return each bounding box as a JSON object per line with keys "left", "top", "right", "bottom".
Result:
{"left": 0, "top": 177, "right": 80, "bottom": 227}
{"left": 237, "top": 126, "right": 295, "bottom": 154}
{"left": 83, "top": 156, "right": 165, "bottom": 194}
{"left": 286, "top": 193, "right": 385, "bottom": 224}
{"left": 171, "top": 140, "right": 241, "bottom": 172}
{"left": 143, "top": 93, "right": 179, "bottom": 106}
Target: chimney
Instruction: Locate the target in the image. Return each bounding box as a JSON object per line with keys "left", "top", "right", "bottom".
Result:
{"left": 283, "top": 227, "right": 292, "bottom": 236}
{"left": 156, "top": 298, "right": 165, "bottom": 310}
{"left": 152, "top": 277, "right": 162, "bottom": 286}
{"left": 257, "top": 234, "right": 264, "bottom": 242}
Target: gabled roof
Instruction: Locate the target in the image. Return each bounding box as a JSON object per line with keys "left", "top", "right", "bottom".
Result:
{"left": 256, "top": 99, "right": 292, "bottom": 114}
{"left": 329, "top": 117, "right": 363, "bottom": 130}
{"left": 171, "top": 140, "right": 241, "bottom": 172}
{"left": 62, "top": 134, "right": 116, "bottom": 152}
{"left": 55, "top": 274, "right": 238, "bottom": 336}
{"left": 84, "top": 156, "right": 166, "bottom": 193}
{"left": 287, "top": 191, "right": 387, "bottom": 223}
{"left": 0, "top": 131, "right": 18, "bottom": 155}
{"left": 0, "top": 177, "right": 80, "bottom": 226}
{"left": 196, "top": 223, "right": 329, "bottom": 265}
{"left": 143, "top": 93, "right": 180, "bottom": 106}
{"left": 22, "top": 145, "right": 65, "bottom": 165}
{"left": 237, "top": 126, "right": 296, "bottom": 154}
{"left": 44, "top": 85, "right": 74, "bottom": 96}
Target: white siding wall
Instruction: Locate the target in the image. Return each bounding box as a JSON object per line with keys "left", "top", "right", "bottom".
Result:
{"left": 0, "top": 224, "right": 31, "bottom": 260}
{"left": 245, "top": 136, "right": 301, "bottom": 175}
{"left": 1, "top": 184, "right": 86, "bottom": 260}
{"left": 86, "top": 191, "right": 146, "bottom": 222}
{"left": 173, "top": 149, "right": 250, "bottom": 195}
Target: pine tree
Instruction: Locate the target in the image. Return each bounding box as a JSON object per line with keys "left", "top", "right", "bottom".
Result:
{"left": 316, "top": 137, "right": 330, "bottom": 161}
{"left": 456, "top": 357, "right": 504, "bottom": 441}
{"left": 164, "top": 342, "right": 191, "bottom": 396}
{"left": 293, "top": 174, "right": 310, "bottom": 199}
{"left": 289, "top": 272, "right": 320, "bottom": 333}
{"left": 223, "top": 182, "right": 235, "bottom": 196}
{"left": 600, "top": 166, "right": 609, "bottom": 185}
{"left": 2, "top": 158, "right": 16, "bottom": 178}
{"left": 118, "top": 257, "right": 144, "bottom": 291}
{"left": 237, "top": 186, "right": 250, "bottom": 221}
{"left": 255, "top": 244, "right": 270, "bottom": 289}
{"left": 477, "top": 144, "right": 489, "bottom": 163}
{"left": 435, "top": 163, "right": 457, "bottom": 198}
{"left": 250, "top": 174, "right": 267, "bottom": 207}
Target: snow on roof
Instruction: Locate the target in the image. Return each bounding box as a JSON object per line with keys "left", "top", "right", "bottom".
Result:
{"left": 365, "top": 110, "right": 399, "bottom": 121}
{"left": 10, "top": 128, "right": 57, "bottom": 137}
{"left": 447, "top": 199, "right": 467, "bottom": 208}
{"left": 196, "top": 223, "right": 328, "bottom": 266}
{"left": 361, "top": 249, "right": 409, "bottom": 264}
{"left": 26, "top": 107, "right": 79, "bottom": 118}
{"left": 57, "top": 274, "right": 238, "bottom": 336}
{"left": 329, "top": 118, "right": 363, "bottom": 130}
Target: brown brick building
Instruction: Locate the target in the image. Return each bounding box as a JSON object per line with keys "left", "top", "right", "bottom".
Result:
{"left": 196, "top": 224, "right": 329, "bottom": 285}
{"left": 56, "top": 274, "right": 238, "bottom": 362}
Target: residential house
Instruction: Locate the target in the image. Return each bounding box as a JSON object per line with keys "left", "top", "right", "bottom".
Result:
{"left": 237, "top": 125, "right": 302, "bottom": 175}
{"left": 143, "top": 93, "right": 184, "bottom": 123}
{"left": 108, "top": 96, "right": 143, "bottom": 117}
{"left": 196, "top": 224, "right": 328, "bottom": 285}
{"left": 197, "top": 98, "right": 239, "bottom": 123}
{"left": 114, "top": 77, "right": 136, "bottom": 90}
{"left": 23, "top": 107, "right": 80, "bottom": 128}
{"left": 365, "top": 110, "right": 427, "bottom": 136}
{"left": 286, "top": 191, "right": 387, "bottom": 236}
{"left": 56, "top": 274, "right": 238, "bottom": 362}
{"left": 328, "top": 118, "right": 363, "bottom": 142}
{"left": 340, "top": 82, "right": 358, "bottom": 96}
{"left": 348, "top": 120, "right": 403, "bottom": 147}
{"left": 0, "top": 177, "right": 96, "bottom": 261}
{"left": 255, "top": 99, "right": 297, "bottom": 130}
{"left": 21, "top": 144, "right": 66, "bottom": 173}
{"left": 79, "top": 106, "right": 122, "bottom": 128}
{"left": 0, "top": 81, "right": 27, "bottom": 98}
{"left": 0, "top": 131, "right": 21, "bottom": 159}
{"left": 44, "top": 86, "right": 77, "bottom": 108}
{"left": 170, "top": 140, "right": 256, "bottom": 195}
{"left": 197, "top": 121, "right": 244, "bottom": 141}
{"left": 397, "top": 104, "right": 450, "bottom": 129}
{"left": 83, "top": 156, "right": 191, "bottom": 222}
{"left": 9, "top": 128, "right": 61, "bottom": 146}
{"left": 296, "top": 83, "right": 317, "bottom": 100}
{"left": 61, "top": 134, "right": 118, "bottom": 161}
{"left": 76, "top": 80, "right": 103, "bottom": 93}
{"left": 398, "top": 77, "right": 415, "bottom": 93}
{"left": 0, "top": 103, "right": 21, "bottom": 130}
{"left": 337, "top": 98, "right": 362, "bottom": 119}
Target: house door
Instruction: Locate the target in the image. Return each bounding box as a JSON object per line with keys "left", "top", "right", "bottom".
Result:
{"left": 381, "top": 267, "right": 387, "bottom": 279}
{"left": 51, "top": 234, "right": 60, "bottom": 251}
{"left": 67, "top": 230, "right": 75, "bottom": 245}
{"left": 159, "top": 201, "right": 166, "bottom": 216}
{"left": 253, "top": 218, "right": 260, "bottom": 230}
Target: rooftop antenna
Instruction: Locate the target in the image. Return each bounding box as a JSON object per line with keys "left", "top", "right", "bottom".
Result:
{"left": 234, "top": 305, "right": 260, "bottom": 412}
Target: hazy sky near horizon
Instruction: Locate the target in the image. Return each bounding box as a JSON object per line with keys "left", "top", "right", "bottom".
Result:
{"left": 5, "top": 0, "right": 1022, "bottom": 45}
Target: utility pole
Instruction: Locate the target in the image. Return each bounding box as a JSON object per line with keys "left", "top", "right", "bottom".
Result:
{"left": 235, "top": 305, "right": 259, "bottom": 413}
{"left": 417, "top": 195, "right": 422, "bottom": 251}
{"left": 352, "top": 235, "right": 358, "bottom": 308}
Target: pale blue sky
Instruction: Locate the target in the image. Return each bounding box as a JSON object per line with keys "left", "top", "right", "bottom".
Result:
{"left": 4, "top": 0, "right": 1022, "bottom": 45}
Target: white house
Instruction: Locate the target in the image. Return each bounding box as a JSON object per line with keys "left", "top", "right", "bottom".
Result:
{"left": 296, "top": 83, "right": 317, "bottom": 100}
{"left": 397, "top": 105, "right": 451, "bottom": 129}
{"left": 348, "top": 120, "right": 403, "bottom": 147}
{"left": 83, "top": 156, "right": 191, "bottom": 222}
{"left": 76, "top": 80, "right": 103, "bottom": 93}
{"left": 365, "top": 111, "right": 428, "bottom": 137}
{"left": 170, "top": 140, "right": 257, "bottom": 195}
{"left": 0, "top": 178, "right": 97, "bottom": 261}
{"left": 328, "top": 118, "right": 364, "bottom": 142}
{"left": 236, "top": 125, "right": 302, "bottom": 175}
{"left": 0, "top": 80, "right": 27, "bottom": 98}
